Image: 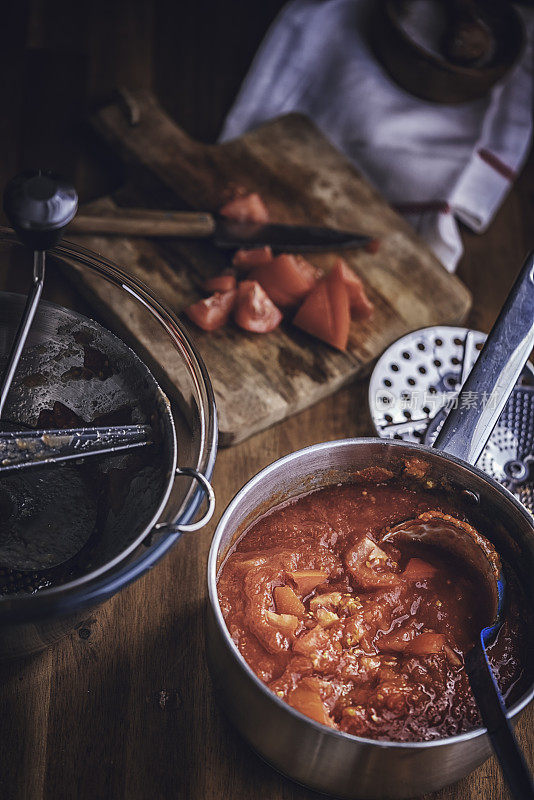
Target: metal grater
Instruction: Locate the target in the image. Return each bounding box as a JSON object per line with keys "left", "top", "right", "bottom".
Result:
{"left": 368, "top": 326, "right": 534, "bottom": 513}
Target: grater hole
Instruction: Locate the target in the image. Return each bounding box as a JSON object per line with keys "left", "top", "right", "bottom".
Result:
{"left": 418, "top": 366, "right": 427, "bottom": 374}
{"left": 434, "top": 359, "right": 442, "bottom": 367}
{"left": 391, "top": 364, "right": 399, "bottom": 372}
{"left": 384, "top": 379, "right": 392, "bottom": 387}
{"left": 402, "top": 352, "right": 411, "bottom": 360}
{"left": 435, "top": 338, "right": 443, "bottom": 346}
{"left": 451, "top": 357, "right": 460, "bottom": 365}
{"left": 454, "top": 337, "right": 463, "bottom": 346}
{"left": 408, "top": 378, "right": 416, "bottom": 386}
{"left": 403, "top": 411, "right": 412, "bottom": 419}
{"left": 476, "top": 342, "right": 483, "bottom": 351}
{"left": 385, "top": 414, "right": 393, "bottom": 423}
{"left": 423, "top": 406, "right": 430, "bottom": 414}
{"left": 417, "top": 343, "right": 425, "bottom": 351}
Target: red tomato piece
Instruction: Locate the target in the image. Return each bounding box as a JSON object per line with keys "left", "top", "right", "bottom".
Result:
{"left": 292, "top": 270, "right": 350, "bottom": 351}
{"left": 287, "top": 569, "right": 329, "bottom": 596}
{"left": 219, "top": 192, "right": 269, "bottom": 223}
{"left": 274, "top": 585, "right": 306, "bottom": 617}
{"left": 345, "top": 536, "right": 400, "bottom": 589}
{"left": 402, "top": 558, "right": 438, "bottom": 582}
{"left": 288, "top": 679, "right": 335, "bottom": 728}
{"left": 406, "top": 632, "right": 447, "bottom": 656}
{"left": 202, "top": 274, "right": 236, "bottom": 293}
{"left": 249, "top": 253, "right": 318, "bottom": 308}
{"left": 331, "top": 258, "right": 374, "bottom": 319}
{"left": 232, "top": 246, "right": 274, "bottom": 270}
{"left": 234, "top": 280, "right": 282, "bottom": 333}
{"left": 184, "top": 289, "right": 236, "bottom": 331}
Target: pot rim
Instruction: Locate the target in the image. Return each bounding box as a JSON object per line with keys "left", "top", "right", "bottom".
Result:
{"left": 207, "top": 437, "right": 534, "bottom": 751}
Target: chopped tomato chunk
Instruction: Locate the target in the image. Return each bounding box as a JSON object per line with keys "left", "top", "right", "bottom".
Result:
{"left": 234, "top": 280, "right": 282, "bottom": 333}
{"left": 444, "top": 644, "right": 463, "bottom": 666}
{"left": 293, "top": 269, "right": 350, "bottom": 351}
{"left": 376, "top": 624, "right": 415, "bottom": 653}
{"left": 202, "top": 274, "right": 236, "bottom": 293}
{"left": 403, "top": 558, "right": 438, "bottom": 582}
{"left": 249, "top": 253, "right": 317, "bottom": 308}
{"left": 293, "top": 625, "right": 331, "bottom": 656}
{"left": 184, "top": 289, "right": 236, "bottom": 331}
{"left": 331, "top": 258, "right": 373, "bottom": 319}
{"left": 288, "top": 679, "right": 334, "bottom": 727}
{"left": 345, "top": 536, "right": 400, "bottom": 589}
{"left": 315, "top": 608, "right": 339, "bottom": 628}
{"left": 274, "top": 585, "right": 305, "bottom": 617}
{"left": 309, "top": 591, "right": 342, "bottom": 611}
{"left": 406, "top": 632, "right": 447, "bottom": 656}
{"left": 293, "top": 626, "right": 340, "bottom": 671}
{"left": 287, "top": 569, "right": 328, "bottom": 595}
{"left": 265, "top": 610, "right": 300, "bottom": 636}
{"left": 232, "top": 246, "right": 273, "bottom": 269}
{"left": 219, "top": 192, "right": 269, "bottom": 223}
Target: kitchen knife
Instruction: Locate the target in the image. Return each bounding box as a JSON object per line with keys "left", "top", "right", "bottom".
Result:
{"left": 68, "top": 209, "right": 373, "bottom": 253}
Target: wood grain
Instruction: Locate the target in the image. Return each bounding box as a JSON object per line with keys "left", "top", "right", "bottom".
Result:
{"left": 0, "top": 3, "right": 532, "bottom": 800}
{"left": 70, "top": 208, "right": 216, "bottom": 237}
{"left": 65, "top": 89, "right": 470, "bottom": 445}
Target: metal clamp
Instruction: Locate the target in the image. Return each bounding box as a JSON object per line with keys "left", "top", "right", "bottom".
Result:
{"left": 155, "top": 467, "right": 215, "bottom": 534}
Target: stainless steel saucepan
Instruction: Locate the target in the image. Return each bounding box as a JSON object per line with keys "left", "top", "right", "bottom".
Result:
{"left": 206, "top": 253, "right": 534, "bottom": 799}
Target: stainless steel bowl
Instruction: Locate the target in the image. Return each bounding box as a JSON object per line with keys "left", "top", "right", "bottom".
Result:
{"left": 206, "top": 254, "right": 534, "bottom": 798}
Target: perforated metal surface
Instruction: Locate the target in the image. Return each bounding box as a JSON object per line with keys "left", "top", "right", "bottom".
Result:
{"left": 369, "top": 326, "right": 534, "bottom": 512}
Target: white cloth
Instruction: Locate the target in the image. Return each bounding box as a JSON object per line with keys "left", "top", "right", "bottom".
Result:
{"left": 220, "top": 0, "right": 534, "bottom": 271}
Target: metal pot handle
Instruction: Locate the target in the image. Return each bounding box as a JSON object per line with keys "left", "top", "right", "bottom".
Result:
{"left": 155, "top": 467, "right": 216, "bottom": 534}
{"left": 433, "top": 251, "right": 534, "bottom": 465}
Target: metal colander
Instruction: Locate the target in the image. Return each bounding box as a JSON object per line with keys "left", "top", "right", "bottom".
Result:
{"left": 0, "top": 169, "right": 216, "bottom": 658}
{"left": 0, "top": 292, "right": 176, "bottom": 587}
{"left": 369, "top": 326, "right": 534, "bottom": 512}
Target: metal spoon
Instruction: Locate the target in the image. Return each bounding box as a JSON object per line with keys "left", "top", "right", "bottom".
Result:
{"left": 381, "top": 508, "right": 533, "bottom": 797}
{"left": 382, "top": 509, "right": 503, "bottom": 627}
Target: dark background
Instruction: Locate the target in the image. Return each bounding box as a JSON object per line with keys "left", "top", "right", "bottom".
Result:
{"left": 2, "top": 0, "right": 533, "bottom": 322}
{"left": 1, "top": 0, "right": 286, "bottom": 207}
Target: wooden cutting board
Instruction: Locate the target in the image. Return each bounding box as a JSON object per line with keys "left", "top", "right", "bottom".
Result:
{"left": 66, "top": 89, "right": 471, "bottom": 446}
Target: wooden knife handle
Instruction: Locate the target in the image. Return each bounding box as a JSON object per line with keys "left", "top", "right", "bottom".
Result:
{"left": 69, "top": 208, "right": 216, "bottom": 238}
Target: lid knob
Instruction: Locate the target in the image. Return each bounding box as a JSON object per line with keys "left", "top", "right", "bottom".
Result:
{"left": 3, "top": 170, "right": 78, "bottom": 250}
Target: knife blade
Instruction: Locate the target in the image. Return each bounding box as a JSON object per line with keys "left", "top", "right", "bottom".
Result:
{"left": 69, "top": 209, "right": 372, "bottom": 253}
{"left": 213, "top": 219, "right": 371, "bottom": 252}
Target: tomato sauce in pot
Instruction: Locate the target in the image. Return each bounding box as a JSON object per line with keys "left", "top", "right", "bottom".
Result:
{"left": 217, "top": 474, "right": 530, "bottom": 742}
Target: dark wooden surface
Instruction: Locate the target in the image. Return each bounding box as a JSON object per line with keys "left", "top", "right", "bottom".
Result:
{"left": 68, "top": 90, "right": 469, "bottom": 445}
{"left": 0, "top": 2, "right": 533, "bottom": 799}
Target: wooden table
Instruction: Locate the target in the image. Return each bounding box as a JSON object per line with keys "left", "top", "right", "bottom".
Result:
{"left": 1, "top": 3, "right": 533, "bottom": 798}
